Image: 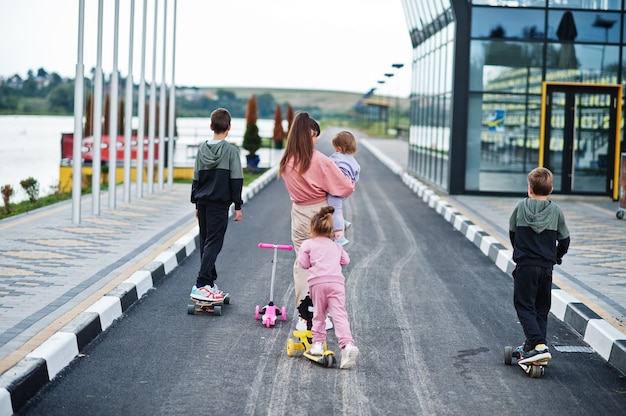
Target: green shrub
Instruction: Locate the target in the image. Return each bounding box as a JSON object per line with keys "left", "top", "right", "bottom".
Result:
{"left": 20, "top": 176, "right": 39, "bottom": 202}
{"left": 1, "top": 184, "right": 14, "bottom": 213}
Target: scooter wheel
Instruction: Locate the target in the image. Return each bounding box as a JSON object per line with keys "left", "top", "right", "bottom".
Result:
{"left": 286, "top": 338, "right": 295, "bottom": 357}
{"left": 325, "top": 355, "right": 335, "bottom": 368}
{"left": 281, "top": 306, "right": 287, "bottom": 321}
{"left": 504, "top": 346, "right": 513, "bottom": 365}
{"left": 187, "top": 304, "right": 196, "bottom": 315}
{"left": 255, "top": 305, "right": 260, "bottom": 320}
{"left": 266, "top": 319, "right": 271, "bottom": 328}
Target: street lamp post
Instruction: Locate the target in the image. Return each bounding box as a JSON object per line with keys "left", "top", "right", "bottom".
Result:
{"left": 377, "top": 80, "right": 385, "bottom": 135}
{"left": 384, "top": 73, "right": 394, "bottom": 134}
{"left": 392, "top": 63, "right": 404, "bottom": 131}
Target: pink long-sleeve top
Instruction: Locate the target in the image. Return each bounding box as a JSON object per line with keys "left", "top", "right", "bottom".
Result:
{"left": 298, "top": 236, "right": 350, "bottom": 286}
{"left": 281, "top": 150, "right": 355, "bottom": 205}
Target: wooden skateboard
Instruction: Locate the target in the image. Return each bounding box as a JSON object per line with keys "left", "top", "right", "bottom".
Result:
{"left": 504, "top": 345, "right": 549, "bottom": 378}
{"left": 187, "top": 294, "right": 230, "bottom": 316}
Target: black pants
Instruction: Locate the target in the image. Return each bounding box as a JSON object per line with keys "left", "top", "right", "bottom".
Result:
{"left": 196, "top": 202, "right": 229, "bottom": 287}
{"left": 513, "top": 265, "right": 552, "bottom": 349}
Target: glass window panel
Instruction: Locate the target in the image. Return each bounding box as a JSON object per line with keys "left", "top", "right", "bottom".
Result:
{"left": 445, "top": 42, "right": 454, "bottom": 91}
{"left": 548, "top": 0, "right": 621, "bottom": 10}
{"left": 470, "top": 40, "right": 544, "bottom": 92}
{"left": 472, "top": 1, "right": 546, "bottom": 6}
{"left": 547, "top": 10, "right": 620, "bottom": 43}
{"left": 431, "top": 0, "right": 447, "bottom": 15}
{"left": 403, "top": 0, "right": 423, "bottom": 31}
{"left": 472, "top": 7, "right": 545, "bottom": 39}
{"left": 546, "top": 44, "right": 619, "bottom": 83}
{"left": 466, "top": 93, "right": 542, "bottom": 192}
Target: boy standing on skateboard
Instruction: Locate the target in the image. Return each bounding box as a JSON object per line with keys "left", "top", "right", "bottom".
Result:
{"left": 509, "top": 167, "right": 570, "bottom": 364}
{"left": 190, "top": 108, "right": 243, "bottom": 302}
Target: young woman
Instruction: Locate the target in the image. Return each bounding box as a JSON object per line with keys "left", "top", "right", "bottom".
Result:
{"left": 278, "top": 112, "right": 355, "bottom": 328}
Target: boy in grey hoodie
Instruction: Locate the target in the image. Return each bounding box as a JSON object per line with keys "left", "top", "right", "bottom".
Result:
{"left": 509, "top": 167, "right": 570, "bottom": 364}
{"left": 190, "top": 108, "right": 243, "bottom": 302}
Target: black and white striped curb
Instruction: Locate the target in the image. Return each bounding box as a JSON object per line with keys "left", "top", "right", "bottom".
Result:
{"left": 360, "top": 138, "right": 626, "bottom": 377}
{"left": 0, "top": 165, "right": 280, "bottom": 416}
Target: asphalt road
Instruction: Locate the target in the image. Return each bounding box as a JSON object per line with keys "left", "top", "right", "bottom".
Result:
{"left": 18, "top": 133, "right": 626, "bottom": 415}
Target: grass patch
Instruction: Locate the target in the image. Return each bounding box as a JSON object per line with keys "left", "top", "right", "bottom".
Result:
{"left": 0, "top": 169, "right": 270, "bottom": 221}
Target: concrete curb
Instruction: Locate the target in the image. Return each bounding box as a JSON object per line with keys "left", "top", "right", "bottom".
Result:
{"left": 0, "top": 168, "right": 279, "bottom": 416}
{"left": 360, "top": 139, "right": 626, "bottom": 377}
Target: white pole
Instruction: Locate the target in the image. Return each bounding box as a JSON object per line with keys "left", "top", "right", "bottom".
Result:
{"left": 158, "top": 0, "right": 167, "bottom": 189}
{"left": 108, "top": 0, "right": 120, "bottom": 209}
{"left": 147, "top": 0, "right": 159, "bottom": 194}
{"left": 123, "top": 0, "right": 135, "bottom": 203}
{"left": 92, "top": 0, "right": 104, "bottom": 215}
{"left": 136, "top": 0, "right": 148, "bottom": 198}
{"left": 167, "top": 0, "right": 177, "bottom": 186}
{"left": 72, "top": 0, "right": 86, "bottom": 224}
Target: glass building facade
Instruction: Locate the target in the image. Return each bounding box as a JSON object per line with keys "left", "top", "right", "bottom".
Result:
{"left": 401, "top": 0, "right": 625, "bottom": 198}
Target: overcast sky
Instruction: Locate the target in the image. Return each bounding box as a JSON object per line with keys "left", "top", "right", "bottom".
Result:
{"left": 0, "top": 0, "right": 413, "bottom": 97}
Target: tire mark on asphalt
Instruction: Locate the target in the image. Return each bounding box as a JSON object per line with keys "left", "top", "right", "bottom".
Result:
{"left": 359, "top": 177, "right": 439, "bottom": 414}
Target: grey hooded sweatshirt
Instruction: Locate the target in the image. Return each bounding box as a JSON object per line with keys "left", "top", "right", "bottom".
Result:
{"left": 509, "top": 198, "right": 570, "bottom": 268}
{"left": 191, "top": 139, "right": 243, "bottom": 210}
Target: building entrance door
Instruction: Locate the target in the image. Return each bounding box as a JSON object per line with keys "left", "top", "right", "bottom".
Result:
{"left": 540, "top": 82, "right": 622, "bottom": 199}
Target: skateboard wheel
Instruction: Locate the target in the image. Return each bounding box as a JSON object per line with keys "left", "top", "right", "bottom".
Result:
{"left": 281, "top": 306, "right": 287, "bottom": 321}
{"left": 224, "top": 296, "right": 230, "bottom": 305}
{"left": 266, "top": 319, "right": 271, "bottom": 328}
{"left": 286, "top": 338, "right": 295, "bottom": 357}
{"left": 617, "top": 210, "right": 624, "bottom": 220}
{"left": 187, "top": 304, "right": 196, "bottom": 315}
{"left": 529, "top": 365, "right": 543, "bottom": 378}
{"left": 504, "top": 346, "right": 513, "bottom": 365}
{"left": 213, "top": 305, "right": 222, "bottom": 316}
{"left": 255, "top": 305, "right": 260, "bottom": 320}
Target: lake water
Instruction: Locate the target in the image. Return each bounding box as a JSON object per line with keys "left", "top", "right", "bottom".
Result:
{"left": 0, "top": 115, "right": 279, "bottom": 203}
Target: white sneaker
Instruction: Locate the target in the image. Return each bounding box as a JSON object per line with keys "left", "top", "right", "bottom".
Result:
{"left": 340, "top": 344, "right": 359, "bottom": 369}
{"left": 310, "top": 342, "right": 324, "bottom": 356}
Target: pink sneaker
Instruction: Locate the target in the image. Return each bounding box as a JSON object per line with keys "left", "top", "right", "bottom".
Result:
{"left": 190, "top": 285, "right": 224, "bottom": 302}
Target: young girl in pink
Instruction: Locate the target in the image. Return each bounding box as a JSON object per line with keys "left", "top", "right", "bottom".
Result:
{"left": 298, "top": 206, "right": 359, "bottom": 369}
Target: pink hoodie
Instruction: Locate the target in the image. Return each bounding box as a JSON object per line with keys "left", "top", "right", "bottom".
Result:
{"left": 298, "top": 236, "right": 350, "bottom": 287}
{"left": 281, "top": 150, "right": 355, "bottom": 205}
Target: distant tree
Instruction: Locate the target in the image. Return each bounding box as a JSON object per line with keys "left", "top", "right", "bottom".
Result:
{"left": 47, "top": 83, "right": 74, "bottom": 113}
{"left": 242, "top": 95, "right": 262, "bottom": 171}
{"left": 286, "top": 103, "right": 294, "bottom": 134}
{"left": 103, "top": 93, "right": 110, "bottom": 135}
{"left": 0, "top": 85, "right": 19, "bottom": 111}
{"left": 21, "top": 70, "right": 38, "bottom": 97}
{"left": 84, "top": 92, "right": 94, "bottom": 136}
{"left": 256, "top": 93, "right": 276, "bottom": 118}
{"left": 272, "top": 105, "right": 285, "bottom": 149}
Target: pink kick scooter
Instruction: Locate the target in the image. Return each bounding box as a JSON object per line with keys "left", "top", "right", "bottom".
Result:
{"left": 255, "top": 242, "right": 291, "bottom": 327}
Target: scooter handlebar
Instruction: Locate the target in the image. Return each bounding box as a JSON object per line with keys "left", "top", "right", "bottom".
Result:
{"left": 258, "top": 243, "right": 293, "bottom": 251}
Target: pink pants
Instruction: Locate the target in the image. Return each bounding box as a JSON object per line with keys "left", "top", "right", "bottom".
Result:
{"left": 309, "top": 281, "right": 355, "bottom": 349}
{"left": 291, "top": 201, "right": 327, "bottom": 311}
